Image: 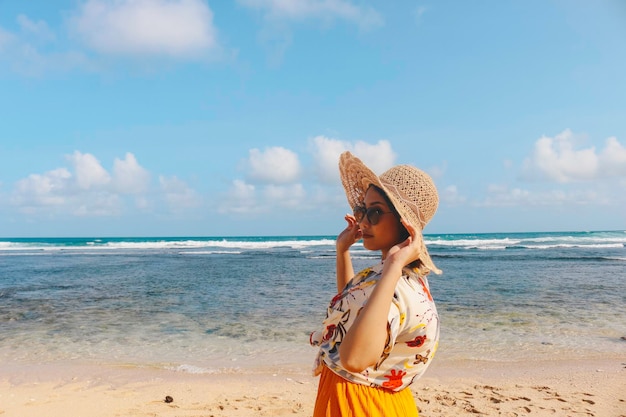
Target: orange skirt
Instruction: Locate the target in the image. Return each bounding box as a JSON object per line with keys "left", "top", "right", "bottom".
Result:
{"left": 313, "top": 365, "right": 419, "bottom": 417}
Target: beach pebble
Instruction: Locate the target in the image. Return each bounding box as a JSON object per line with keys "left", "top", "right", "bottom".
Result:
{"left": 164, "top": 396, "right": 174, "bottom": 403}
{"left": 620, "top": 336, "right": 626, "bottom": 341}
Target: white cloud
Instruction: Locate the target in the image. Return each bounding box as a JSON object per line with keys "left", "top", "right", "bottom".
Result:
{"left": 10, "top": 151, "right": 153, "bottom": 217}
{"left": 310, "top": 135, "right": 350, "bottom": 183}
{"left": 1, "top": 1, "right": 219, "bottom": 76}
{"left": 482, "top": 184, "right": 533, "bottom": 207}
{"left": 17, "top": 14, "right": 56, "bottom": 43}
{"left": 10, "top": 166, "right": 125, "bottom": 217}
{"left": 238, "top": 0, "right": 381, "bottom": 64}
{"left": 11, "top": 168, "right": 73, "bottom": 209}
{"left": 310, "top": 136, "right": 396, "bottom": 183}
{"left": 220, "top": 138, "right": 398, "bottom": 216}
{"left": 159, "top": 175, "right": 201, "bottom": 211}
{"left": 0, "top": 27, "right": 12, "bottom": 49}
{"left": 348, "top": 140, "right": 396, "bottom": 174}
{"left": 219, "top": 179, "right": 258, "bottom": 214}
{"left": 238, "top": 0, "right": 383, "bottom": 29}
{"left": 521, "top": 129, "right": 626, "bottom": 182}
{"left": 427, "top": 161, "right": 447, "bottom": 180}
{"left": 69, "top": 0, "right": 218, "bottom": 57}
{"left": 113, "top": 152, "right": 151, "bottom": 194}
{"left": 0, "top": 16, "right": 94, "bottom": 76}
{"left": 480, "top": 184, "right": 610, "bottom": 208}
{"left": 441, "top": 185, "right": 466, "bottom": 205}
{"left": 67, "top": 151, "right": 112, "bottom": 190}
{"left": 231, "top": 179, "right": 257, "bottom": 200}
{"left": 599, "top": 136, "right": 626, "bottom": 177}
{"left": 73, "top": 193, "right": 123, "bottom": 217}
{"left": 220, "top": 180, "right": 308, "bottom": 215}
{"left": 220, "top": 139, "right": 400, "bottom": 216}
{"left": 263, "top": 183, "right": 306, "bottom": 208}
{"left": 245, "top": 146, "right": 301, "bottom": 184}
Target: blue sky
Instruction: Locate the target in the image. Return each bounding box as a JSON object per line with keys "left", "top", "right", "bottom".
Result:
{"left": 1, "top": 0, "right": 625, "bottom": 237}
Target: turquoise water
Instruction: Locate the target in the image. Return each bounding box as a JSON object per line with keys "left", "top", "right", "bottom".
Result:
{"left": 1, "top": 231, "right": 625, "bottom": 373}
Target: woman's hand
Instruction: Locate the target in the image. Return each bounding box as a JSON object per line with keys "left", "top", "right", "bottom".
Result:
{"left": 336, "top": 214, "right": 362, "bottom": 253}
{"left": 385, "top": 220, "right": 421, "bottom": 269}
{"left": 335, "top": 214, "right": 361, "bottom": 291}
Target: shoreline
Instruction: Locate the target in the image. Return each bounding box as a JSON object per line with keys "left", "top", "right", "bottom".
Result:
{"left": 1, "top": 357, "right": 624, "bottom": 417}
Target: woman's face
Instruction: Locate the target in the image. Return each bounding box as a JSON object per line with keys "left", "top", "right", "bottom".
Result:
{"left": 357, "top": 186, "right": 407, "bottom": 259}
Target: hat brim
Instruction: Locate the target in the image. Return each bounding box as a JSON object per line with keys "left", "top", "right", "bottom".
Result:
{"left": 339, "top": 152, "right": 441, "bottom": 275}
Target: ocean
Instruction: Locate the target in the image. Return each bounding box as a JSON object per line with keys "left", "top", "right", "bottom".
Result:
{"left": 1, "top": 231, "right": 625, "bottom": 374}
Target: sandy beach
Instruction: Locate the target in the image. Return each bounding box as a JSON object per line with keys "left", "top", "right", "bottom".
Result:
{"left": 1, "top": 356, "right": 624, "bottom": 417}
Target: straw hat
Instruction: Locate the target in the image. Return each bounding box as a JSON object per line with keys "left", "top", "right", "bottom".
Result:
{"left": 338, "top": 151, "right": 441, "bottom": 274}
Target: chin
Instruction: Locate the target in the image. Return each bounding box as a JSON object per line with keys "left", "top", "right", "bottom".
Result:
{"left": 362, "top": 239, "right": 381, "bottom": 252}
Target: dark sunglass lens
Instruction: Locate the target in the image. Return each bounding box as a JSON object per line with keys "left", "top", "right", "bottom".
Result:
{"left": 366, "top": 208, "right": 381, "bottom": 225}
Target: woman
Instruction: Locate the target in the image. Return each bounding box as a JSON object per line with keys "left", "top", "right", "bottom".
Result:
{"left": 310, "top": 151, "right": 441, "bottom": 416}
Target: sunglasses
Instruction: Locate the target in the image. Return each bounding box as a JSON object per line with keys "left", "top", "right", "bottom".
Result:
{"left": 353, "top": 205, "right": 394, "bottom": 225}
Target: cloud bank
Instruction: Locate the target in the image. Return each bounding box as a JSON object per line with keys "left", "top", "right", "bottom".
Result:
{"left": 4, "top": 131, "right": 624, "bottom": 226}
{"left": 0, "top": 0, "right": 380, "bottom": 75}
{"left": 69, "top": 0, "right": 218, "bottom": 57}
{"left": 246, "top": 147, "right": 301, "bottom": 184}
{"left": 521, "top": 129, "right": 626, "bottom": 183}
{"left": 0, "top": 0, "right": 221, "bottom": 75}
{"left": 10, "top": 151, "right": 156, "bottom": 216}
{"left": 481, "top": 130, "right": 626, "bottom": 208}
{"left": 220, "top": 137, "right": 395, "bottom": 215}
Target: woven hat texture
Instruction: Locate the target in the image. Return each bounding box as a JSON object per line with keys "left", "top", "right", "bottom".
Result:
{"left": 339, "top": 151, "right": 441, "bottom": 274}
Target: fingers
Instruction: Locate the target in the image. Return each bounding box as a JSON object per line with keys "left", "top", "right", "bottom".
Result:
{"left": 344, "top": 214, "right": 361, "bottom": 235}
{"left": 344, "top": 213, "right": 358, "bottom": 226}
{"left": 338, "top": 214, "right": 361, "bottom": 248}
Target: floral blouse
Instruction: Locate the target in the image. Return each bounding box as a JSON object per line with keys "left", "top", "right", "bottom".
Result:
{"left": 310, "top": 263, "right": 439, "bottom": 392}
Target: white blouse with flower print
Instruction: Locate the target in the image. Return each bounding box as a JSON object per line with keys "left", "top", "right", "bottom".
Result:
{"left": 310, "top": 263, "right": 439, "bottom": 392}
